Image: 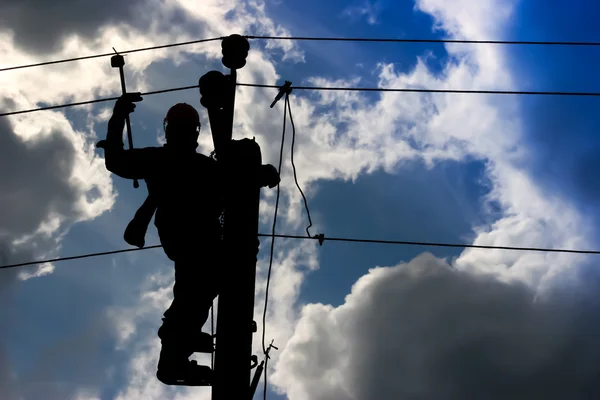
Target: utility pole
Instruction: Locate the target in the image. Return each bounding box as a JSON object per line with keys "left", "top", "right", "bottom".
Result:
{"left": 200, "top": 34, "right": 260, "bottom": 400}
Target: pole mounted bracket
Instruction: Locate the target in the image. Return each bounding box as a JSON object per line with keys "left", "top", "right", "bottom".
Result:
{"left": 270, "top": 81, "right": 293, "bottom": 108}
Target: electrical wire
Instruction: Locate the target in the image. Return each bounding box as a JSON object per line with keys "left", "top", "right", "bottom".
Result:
{"left": 245, "top": 35, "right": 600, "bottom": 47}
{"left": 3, "top": 34, "right": 600, "bottom": 74}
{"left": 5, "top": 82, "right": 600, "bottom": 119}
{"left": 2, "top": 234, "right": 600, "bottom": 271}
{"left": 258, "top": 234, "right": 600, "bottom": 254}
{"left": 0, "top": 244, "right": 162, "bottom": 269}
{"left": 287, "top": 95, "right": 314, "bottom": 237}
{"left": 0, "top": 37, "right": 224, "bottom": 73}
{"left": 0, "top": 84, "right": 200, "bottom": 117}
{"left": 237, "top": 82, "right": 600, "bottom": 97}
{"left": 261, "top": 91, "right": 289, "bottom": 400}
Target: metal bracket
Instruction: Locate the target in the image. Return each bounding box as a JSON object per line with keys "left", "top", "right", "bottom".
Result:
{"left": 270, "top": 80, "right": 293, "bottom": 108}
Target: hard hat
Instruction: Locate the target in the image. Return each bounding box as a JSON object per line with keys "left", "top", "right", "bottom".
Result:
{"left": 164, "top": 103, "right": 200, "bottom": 129}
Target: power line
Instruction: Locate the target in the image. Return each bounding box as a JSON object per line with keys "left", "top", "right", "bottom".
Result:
{"left": 2, "top": 234, "right": 599, "bottom": 271}
{"left": 0, "top": 84, "right": 199, "bottom": 117}
{"left": 3, "top": 34, "right": 600, "bottom": 75}
{"left": 0, "top": 37, "right": 224, "bottom": 73}
{"left": 246, "top": 35, "right": 600, "bottom": 47}
{"left": 4, "top": 81, "right": 600, "bottom": 119}
{"left": 260, "top": 87, "right": 289, "bottom": 400}
{"left": 260, "top": 234, "right": 600, "bottom": 255}
{"left": 0, "top": 245, "right": 162, "bottom": 270}
{"left": 238, "top": 82, "right": 600, "bottom": 97}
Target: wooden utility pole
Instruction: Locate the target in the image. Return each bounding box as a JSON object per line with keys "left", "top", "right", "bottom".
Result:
{"left": 200, "top": 34, "right": 260, "bottom": 400}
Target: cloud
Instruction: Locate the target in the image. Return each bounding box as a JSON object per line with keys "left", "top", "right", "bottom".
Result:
{"left": 0, "top": 101, "right": 114, "bottom": 285}
{"left": 90, "top": 0, "right": 597, "bottom": 395}
{"left": 271, "top": 253, "right": 600, "bottom": 400}
{"left": 0, "top": 0, "right": 305, "bottom": 397}
{"left": 106, "top": 236, "right": 318, "bottom": 399}
{"left": 1, "top": 0, "right": 596, "bottom": 399}
{"left": 0, "top": 0, "right": 189, "bottom": 56}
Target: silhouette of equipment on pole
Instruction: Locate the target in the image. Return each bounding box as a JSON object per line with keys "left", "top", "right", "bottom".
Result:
{"left": 200, "top": 34, "right": 263, "bottom": 399}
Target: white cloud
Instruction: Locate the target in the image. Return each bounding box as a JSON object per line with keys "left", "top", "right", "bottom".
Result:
{"left": 1, "top": 0, "right": 596, "bottom": 399}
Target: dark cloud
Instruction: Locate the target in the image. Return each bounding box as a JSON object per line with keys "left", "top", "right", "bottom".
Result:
{"left": 0, "top": 0, "right": 146, "bottom": 54}
{"left": 273, "top": 253, "right": 600, "bottom": 400}
{"left": 0, "top": 108, "right": 84, "bottom": 284}
{"left": 0, "top": 0, "right": 213, "bottom": 56}
{"left": 0, "top": 105, "right": 113, "bottom": 397}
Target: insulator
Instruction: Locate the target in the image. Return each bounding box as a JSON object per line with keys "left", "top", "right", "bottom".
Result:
{"left": 221, "top": 34, "right": 250, "bottom": 70}
{"left": 199, "top": 70, "right": 227, "bottom": 109}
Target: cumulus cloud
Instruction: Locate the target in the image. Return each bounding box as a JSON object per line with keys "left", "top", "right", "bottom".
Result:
{"left": 0, "top": 0, "right": 148, "bottom": 54}
{"left": 271, "top": 253, "right": 600, "bottom": 400}
{"left": 1, "top": 0, "right": 596, "bottom": 399}
{"left": 102, "top": 0, "right": 597, "bottom": 397}
{"left": 0, "top": 101, "right": 114, "bottom": 285}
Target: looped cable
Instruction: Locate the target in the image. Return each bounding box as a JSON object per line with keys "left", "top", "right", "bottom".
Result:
{"left": 286, "top": 93, "right": 325, "bottom": 242}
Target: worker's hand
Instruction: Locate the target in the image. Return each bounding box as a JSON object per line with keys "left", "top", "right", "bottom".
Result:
{"left": 259, "top": 164, "right": 280, "bottom": 188}
{"left": 113, "top": 92, "right": 143, "bottom": 119}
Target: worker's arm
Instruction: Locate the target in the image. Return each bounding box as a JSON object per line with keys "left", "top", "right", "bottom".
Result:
{"left": 97, "top": 93, "right": 160, "bottom": 179}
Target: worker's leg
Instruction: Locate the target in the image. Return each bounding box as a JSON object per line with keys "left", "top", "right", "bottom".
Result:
{"left": 159, "top": 259, "right": 220, "bottom": 348}
{"left": 156, "top": 251, "right": 221, "bottom": 385}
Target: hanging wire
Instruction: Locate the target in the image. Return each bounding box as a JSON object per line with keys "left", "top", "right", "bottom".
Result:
{"left": 260, "top": 90, "right": 289, "bottom": 399}
{"left": 286, "top": 95, "right": 315, "bottom": 237}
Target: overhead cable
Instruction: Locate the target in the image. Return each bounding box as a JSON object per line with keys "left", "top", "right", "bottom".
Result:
{"left": 1, "top": 234, "right": 598, "bottom": 270}
{"left": 4, "top": 82, "right": 600, "bottom": 118}
{"left": 3, "top": 34, "right": 600, "bottom": 74}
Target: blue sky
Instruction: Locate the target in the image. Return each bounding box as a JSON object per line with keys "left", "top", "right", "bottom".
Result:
{"left": 2, "top": 0, "right": 600, "bottom": 399}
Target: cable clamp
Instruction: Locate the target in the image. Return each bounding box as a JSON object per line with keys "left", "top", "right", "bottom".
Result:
{"left": 270, "top": 80, "right": 293, "bottom": 108}
{"left": 314, "top": 233, "right": 325, "bottom": 246}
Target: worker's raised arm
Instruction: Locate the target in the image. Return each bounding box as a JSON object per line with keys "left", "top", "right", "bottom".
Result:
{"left": 97, "top": 93, "right": 160, "bottom": 179}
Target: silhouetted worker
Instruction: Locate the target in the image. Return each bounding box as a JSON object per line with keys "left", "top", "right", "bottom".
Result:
{"left": 97, "top": 93, "right": 280, "bottom": 385}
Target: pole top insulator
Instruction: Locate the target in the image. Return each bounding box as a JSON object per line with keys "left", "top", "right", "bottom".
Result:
{"left": 221, "top": 34, "right": 250, "bottom": 70}
{"left": 110, "top": 48, "right": 125, "bottom": 68}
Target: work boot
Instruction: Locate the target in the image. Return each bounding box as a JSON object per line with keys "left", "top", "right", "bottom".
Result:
{"left": 158, "top": 324, "right": 214, "bottom": 354}
{"left": 156, "top": 342, "right": 212, "bottom": 386}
